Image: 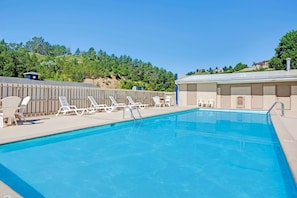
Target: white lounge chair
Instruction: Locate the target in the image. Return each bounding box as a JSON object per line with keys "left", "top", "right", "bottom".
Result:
{"left": 152, "top": 96, "right": 162, "bottom": 107}
{"left": 15, "top": 96, "right": 31, "bottom": 122}
{"left": 126, "top": 96, "right": 148, "bottom": 109}
{"left": 56, "top": 96, "right": 93, "bottom": 116}
{"left": 108, "top": 96, "right": 126, "bottom": 110}
{"left": 88, "top": 96, "right": 113, "bottom": 113}
{"left": 0, "top": 96, "right": 22, "bottom": 128}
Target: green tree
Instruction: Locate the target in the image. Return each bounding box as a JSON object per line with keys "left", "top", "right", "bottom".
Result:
{"left": 222, "top": 66, "right": 228, "bottom": 72}
{"left": 75, "top": 48, "right": 81, "bottom": 55}
{"left": 234, "top": 62, "right": 248, "bottom": 71}
{"left": 209, "top": 67, "right": 213, "bottom": 74}
{"left": 25, "top": 37, "right": 47, "bottom": 55}
{"left": 0, "top": 36, "right": 176, "bottom": 91}
{"left": 86, "top": 47, "right": 96, "bottom": 60}
{"left": 269, "top": 30, "right": 297, "bottom": 70}
{"left": 186, "top": 71, "right": 195, "bottom": 75}
{"left": 269, "top": 56, "right": 283, "bottom": 70}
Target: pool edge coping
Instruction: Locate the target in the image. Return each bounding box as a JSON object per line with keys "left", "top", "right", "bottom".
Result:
{"left": 270, "top": 110, "right": 297, "bottom": 185}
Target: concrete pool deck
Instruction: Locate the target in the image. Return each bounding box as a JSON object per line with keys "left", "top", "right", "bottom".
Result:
{"left": 270, "top": 109, "right": 297, "bottom": 184}
{"left": 0, "top": 106, "right": 296, "bottom": 196}
{"left": 0, "top": 106, "right": 194, "bottom": 144}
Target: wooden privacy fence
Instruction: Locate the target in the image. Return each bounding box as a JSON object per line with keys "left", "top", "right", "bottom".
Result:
{"left": 0, "top": 83, "right": 175, "bottom": 117}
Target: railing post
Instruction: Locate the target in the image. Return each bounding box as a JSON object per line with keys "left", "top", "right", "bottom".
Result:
{"left": 280, "top": 102, "right": 284, "bottom": 116}
{"left": 267, "top": 101, "right": 285, "bottom": 116}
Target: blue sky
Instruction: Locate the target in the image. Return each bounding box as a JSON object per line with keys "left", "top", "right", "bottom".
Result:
{"left": 1, "top": 0, "right": 297, "bottom": 74}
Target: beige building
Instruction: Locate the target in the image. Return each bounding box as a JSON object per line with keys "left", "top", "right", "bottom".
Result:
{"left": 175, "top": 70, "right": 297, "bottom": 111}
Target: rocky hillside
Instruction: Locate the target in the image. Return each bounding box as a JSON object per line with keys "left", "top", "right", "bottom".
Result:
{"left": 83, "top": 76, "right": 122, "bottom": 89}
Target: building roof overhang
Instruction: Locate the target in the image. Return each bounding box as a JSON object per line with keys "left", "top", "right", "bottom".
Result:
{"left": 175, "top": 70, "right": 297, "bottom": 85}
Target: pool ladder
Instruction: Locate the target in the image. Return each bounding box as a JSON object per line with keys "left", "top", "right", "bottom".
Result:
{"left": 267, "top": 101, "right": 284, "bottom": 116}
{"left": 123, "top": 105, "right": 143, "bottom": 120}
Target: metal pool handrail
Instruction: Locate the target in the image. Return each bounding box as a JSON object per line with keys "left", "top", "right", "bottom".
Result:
{"left": 123, "top": 105, "right": 143, "bottom": 120}
{"left": 267, "top": 101, "right": 284, "bottom": 116}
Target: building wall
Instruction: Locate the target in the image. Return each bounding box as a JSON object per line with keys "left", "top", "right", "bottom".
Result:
{"left": 218, "top": 85, "right": 231, "bottom": 108}
{"left": 197, "top": 83, "right": 217, "bottom": 107}
{"left": 187, "top": 84, "right": 197, "bottom": 105}
{"left": 276, "top": 83, "right": 291, "bottom": 110}
{"left": 178, "top": 83, "right": 217, "bottom": 107}
{"left": 178, "top": 84, "right": 188, "bottom": 106}
{"left": 263, "top": 84, "right": 276, "bottom": 109}
{"left": 177, "top": 81, "right": 297, "bottom": 111}
{"left": 230, "top": 84, "right": 251, "bottom": 109}
{"left": 251, "top": 84, "right": 263, "bottom": 109}
{"left": 291, "top": 85, "right": 297, "bottom": 111}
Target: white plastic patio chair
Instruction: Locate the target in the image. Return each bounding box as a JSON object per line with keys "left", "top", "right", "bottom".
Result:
{"left": 0, "top": 96, "right": 22, "bottom": 128}
{"left": 152, "top": 96, "right": 162, "bottom": 107}
{"left": 207, "top": 99, "right": 215, "bottom": 108}
{"left": 15, "top": 96, "right": 31, "bottom": 122}
{"left": 88, "top": 96, "right": 113, "bottom": 113}
{"left": 165, "top": 95, "right": 172, "bottom": 107}
{"left": 198, "top": 98, "right": 205, "bottom": 107}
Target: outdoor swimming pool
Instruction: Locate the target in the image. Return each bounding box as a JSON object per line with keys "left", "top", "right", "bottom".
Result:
{"left": 0, "top": 109, "right": 296, "bottom": 197}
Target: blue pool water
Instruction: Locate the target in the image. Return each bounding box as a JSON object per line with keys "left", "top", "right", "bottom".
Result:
{"left": 0, "top": 109, "right": 296, "bottom": 197}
